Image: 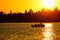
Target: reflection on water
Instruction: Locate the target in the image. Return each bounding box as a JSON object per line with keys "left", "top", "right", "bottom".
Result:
{"left": 43, "top": 28, "right": 53, "bottom": 40}
{"left": 45, "top": 23, "right": 53, "bottom": 27}
{"left": 43, "top": 23, "right": 59, "bottom": 40}
{"left": 0, "top": 23, "right": 60, "bottom": 40}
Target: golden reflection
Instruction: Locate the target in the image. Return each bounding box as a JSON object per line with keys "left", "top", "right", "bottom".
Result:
{"left": 45, "top": 23, "right": 53, "bottom": 27}
{"left": 43, "top": 28, "right": 53, "bottom": 40}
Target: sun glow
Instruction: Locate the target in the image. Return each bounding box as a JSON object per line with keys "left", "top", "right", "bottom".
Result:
{"left": 41, "top": 0, "right": 55, "bottom": 10}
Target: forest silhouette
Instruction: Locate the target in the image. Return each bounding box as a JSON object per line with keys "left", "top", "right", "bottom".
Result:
{"left": 0, "top": 7, "right": 60, "bottom": 22}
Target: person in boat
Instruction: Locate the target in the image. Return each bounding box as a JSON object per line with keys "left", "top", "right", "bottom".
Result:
{"left": 38, "top": 24, "right": 40, "bottom": 26}
{"left": 40, "top": 22, "right": 45, "bottom": 26}
{"left": 35, "top": 24, "right": 37, "bottom": 26}
{"left": 40, "top": 23, "right": 42, "bottom": 25}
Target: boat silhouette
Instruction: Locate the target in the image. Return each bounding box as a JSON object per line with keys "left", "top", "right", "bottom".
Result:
{"left": 31, "top": 23, "right": 45, "bottom": 27}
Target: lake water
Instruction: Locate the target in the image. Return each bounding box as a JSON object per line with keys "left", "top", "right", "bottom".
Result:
{"left": 0, "top": 22, "right": 60, "bottom": 40}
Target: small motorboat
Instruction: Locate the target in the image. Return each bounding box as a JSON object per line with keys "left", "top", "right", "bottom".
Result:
{"left": 31, "top": 23, "right": 45, "bottom": 27}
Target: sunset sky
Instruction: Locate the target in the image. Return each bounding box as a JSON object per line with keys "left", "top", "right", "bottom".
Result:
{"left": 0, "top": 0, "right": 60, "bottom": 13}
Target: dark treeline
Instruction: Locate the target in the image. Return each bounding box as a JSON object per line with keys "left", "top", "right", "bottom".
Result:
{"left": 0, "top": 8, "right": 60, "bottom": 22}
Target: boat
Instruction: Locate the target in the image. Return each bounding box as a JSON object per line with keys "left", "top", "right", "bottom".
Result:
{"left": 31, "top": 23, "right": 45, "bottom": 27}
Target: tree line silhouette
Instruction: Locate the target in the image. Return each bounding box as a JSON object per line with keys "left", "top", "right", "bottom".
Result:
{"left": 0, "top": 7, "right": 60, "bottom": 22}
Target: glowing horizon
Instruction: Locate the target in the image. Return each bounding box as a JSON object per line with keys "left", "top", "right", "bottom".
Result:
{"left": 0, "top": 0, "right": 60, "bottom": 13}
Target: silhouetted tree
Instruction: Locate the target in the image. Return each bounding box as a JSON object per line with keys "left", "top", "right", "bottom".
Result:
{"left": 0, "top": 7, "right": 60, "bottom": 22}
{"left": 25, "top": 9, "right": 27, "bottom": 14}
{"left": 28, "top": 9, "right": 33, "bottom": 14}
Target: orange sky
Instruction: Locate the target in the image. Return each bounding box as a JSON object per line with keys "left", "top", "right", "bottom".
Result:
{"left": 0, "top": 0, "right": 60, "bottom": 13}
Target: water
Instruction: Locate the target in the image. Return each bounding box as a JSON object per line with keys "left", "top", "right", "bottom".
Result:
{"left": 0, "top": 22, "right": 60, "bottom": 40}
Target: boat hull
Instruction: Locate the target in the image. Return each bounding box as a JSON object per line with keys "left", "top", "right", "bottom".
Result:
{"left": 31, "top": 25, "right": 45, "bottom": 27}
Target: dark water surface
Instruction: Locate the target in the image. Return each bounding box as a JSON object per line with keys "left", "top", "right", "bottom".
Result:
{"left": 0, "top": 22, "right": 60, "bottom": 40}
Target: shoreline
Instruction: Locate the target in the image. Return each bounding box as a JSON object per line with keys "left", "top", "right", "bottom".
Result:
{"left": 0, "top": 22, "right": 60, "bottom": 23}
